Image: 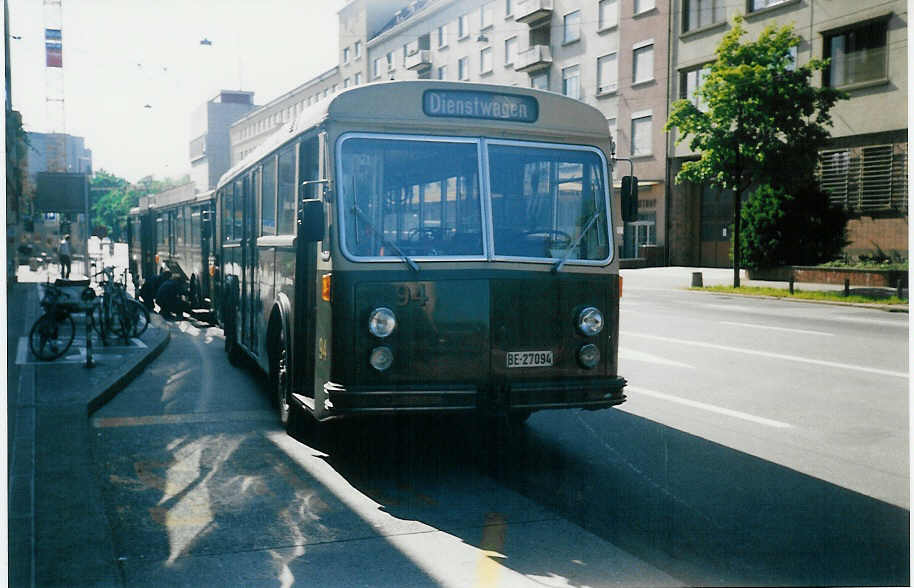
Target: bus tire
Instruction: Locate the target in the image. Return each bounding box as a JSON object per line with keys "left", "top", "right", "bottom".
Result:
{"left": 271, "top": 326, "right": 291, "bottom": 428}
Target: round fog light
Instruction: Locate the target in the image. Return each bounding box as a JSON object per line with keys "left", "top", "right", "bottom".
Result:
{"left": 369, "top": 307, "right": 397, "bottom": 338}
{"left": 369, "top": 346, "right": 394, "bottom": 371}
{"left": 577, "top": 307, "right": 604, "bottom": 336}
{"left": 578, "top": 343, "right": 600, "bottom": 369}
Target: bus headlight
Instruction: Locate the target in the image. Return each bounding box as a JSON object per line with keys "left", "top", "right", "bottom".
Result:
{"left": 370, "top": 346, "right": 394, "bottom": 371}
{"left": 578, "top": 344, "right": 600, "bottom": 369}
{"left": 368, "top": 307, "right": 397, "bottom": 338}
{"left": 577, "top": 307, "right": 604, "bottom": 336}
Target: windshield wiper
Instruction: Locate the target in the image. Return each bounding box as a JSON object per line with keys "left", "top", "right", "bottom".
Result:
{"left": 552, "top": 210, "right": 602, "bottom": 273}
{"left": 351, "top": 205, "right": 419, "bottom": 273}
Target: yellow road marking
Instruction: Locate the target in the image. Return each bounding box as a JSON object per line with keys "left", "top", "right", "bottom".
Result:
{"left": 92, "top": 410, "right": 276, "bottom": 428}
{"left": 477, "top": 512, "right": 507, "bottom": 586}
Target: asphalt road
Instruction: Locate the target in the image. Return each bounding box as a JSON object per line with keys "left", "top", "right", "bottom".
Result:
{"left": 89, "top": 278, "right": 909, "bottom": 587}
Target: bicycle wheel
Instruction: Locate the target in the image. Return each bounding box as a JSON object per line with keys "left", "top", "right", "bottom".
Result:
{"left": 29, "top": 310, "right": 76, "bottom": 360}
{"left": 108, "top": 295, "right": 132, "bottom": 345}
{"left": 125, "top": 299, "right": 150, "bottom": 338}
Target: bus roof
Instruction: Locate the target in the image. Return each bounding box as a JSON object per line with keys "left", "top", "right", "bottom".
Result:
{"left": 216, "top": 80, "right": 612, "bottom": 191}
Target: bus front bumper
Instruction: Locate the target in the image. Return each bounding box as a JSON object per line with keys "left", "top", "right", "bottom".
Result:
{"left": 316, "top": 377, "right": 626, "bottom": 419}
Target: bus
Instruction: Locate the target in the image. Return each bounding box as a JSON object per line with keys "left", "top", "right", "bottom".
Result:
{"left": 128, "top": 185, "right": 217, "bottom": 309}
{"left": 213, "top": 80, "right": 638, "bottom": 432}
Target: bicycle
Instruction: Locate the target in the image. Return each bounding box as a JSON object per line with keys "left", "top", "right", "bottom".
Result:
{"left": 93, "top": 267, "right": 150, "bottom": 345}
{"left": 28, "top": 281, "right": 90, "bottom": 361}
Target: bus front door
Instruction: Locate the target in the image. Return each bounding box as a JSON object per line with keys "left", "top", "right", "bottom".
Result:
{"left": 241, "top": 174, "right": 258, "bottom": 353}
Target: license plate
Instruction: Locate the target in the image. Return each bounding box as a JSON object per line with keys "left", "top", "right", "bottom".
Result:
{"left": 506, "top": 350, "right": 554, "bottom": 368}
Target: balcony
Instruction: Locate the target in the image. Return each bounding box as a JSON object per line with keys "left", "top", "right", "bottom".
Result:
{"left": 515, "top": 0, "right": 553, "bottom": 25}
{"left": 405, "top": 50, "right": 432, "bottom": 71}
{"left": 515, "top": 45, "right": 552, "bottom": 73}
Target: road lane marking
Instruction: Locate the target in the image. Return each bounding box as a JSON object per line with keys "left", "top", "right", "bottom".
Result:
{"left": 620, "top": 348, "right": 696, "bottom": 370}
{"left": 719, "top": 321, "right": 834, "bottom": 337}
{"left": 92, "top": 410, "right": 277, "bottom": 428}
{"left": 477, "top": 513, "right": 507, "bottom": 587}
{"left": 626, "top": 385, "right": 793, "bottom": 429}
{"left": 621, "top": 331, "right": 908, "bottom": 379}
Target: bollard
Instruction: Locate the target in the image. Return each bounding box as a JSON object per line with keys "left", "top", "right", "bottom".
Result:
{"left": 788, "top": 277, "right": 794, "bottom": 295}
{"left": 691, "top": 272, "right": 703, "bottom": 288}
{"left": 843, "top": 278, "right": 850, "bottom": 297}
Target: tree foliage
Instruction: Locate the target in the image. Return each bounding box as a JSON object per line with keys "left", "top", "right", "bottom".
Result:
{"left": 90, "top": 171, "right": 189, "bottom": 240}
{"left": 665, "top": 16, "right": 846, "bottom": 280}
{"left": 740, "top": 183, "right": 848, "bottom": 271}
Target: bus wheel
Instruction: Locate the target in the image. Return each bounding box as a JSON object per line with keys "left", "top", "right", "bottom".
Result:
{"left": 272, "top": 328, "right": 291, "bottom": 428}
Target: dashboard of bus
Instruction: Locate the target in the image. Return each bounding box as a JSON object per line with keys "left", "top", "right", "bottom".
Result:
{"left": 337, "top": 133, "right": 612, "bottom": 266}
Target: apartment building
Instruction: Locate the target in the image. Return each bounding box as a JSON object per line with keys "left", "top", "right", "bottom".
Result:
{"left": 667, "top": 0, "right": 908, "bottom": 266}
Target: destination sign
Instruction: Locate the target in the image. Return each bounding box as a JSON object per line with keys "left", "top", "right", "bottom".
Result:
{"left": 423, "top": 90, "right": 538, "bottom": 123}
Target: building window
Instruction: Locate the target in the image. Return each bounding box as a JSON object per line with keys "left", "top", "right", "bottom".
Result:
{"left": 683, "top": 0, "right": 721, "bottom": 32}
{"left": 562, "top": 65, "right": 581, "bottom": 99}
{"left": 343, "top": 47, "right": 350, "bottom": 64}
{"left": 480, "top": 47, "right": 493, "bottom": 73}
{"left": 505, "top": 36, "right": 517, "bottom": 65}
{"left": 634, "top": 0, "right": 655, "bottom": 13}
{"left": 631, "top": 111, "right": 652, "bottom": 156}
{"left": 344, "top": 77, "right": 350, "bottom": 88}
{"left": 354, "top": 72, "right": 362, "bottom": 85}
{"left": 607, "top": 117, "right": 617, "bottom": 142}
{"left": 633, "top": 41, "right": 654, "bottom": 84}
{"left": 680, "top": 65, "right": 710, "bottom": 110}
{"left": 563, "top": 10, "right": 582, "bottom": 44}
{"left": 458, "top": 56, "right": 469, "bottom": 80}
{"left": 599, "top": 0, "right": 619, "bottom": 30}
{"left": 373, "top": 57, "right": 384, "bottom": 79}
{"left": 437, "top": 65, "right": 448, "bottom": 79}
{"left": 481, "top": 2, "right": 494, "bottom": 30}
{"left": 531, "top": 71, "right": 549, "bottom": 90}
{"left": 597, "top": 53, "right": 618, "bottom": 93}
{"left": 354, "top": 40, "right": 361, "bottom": 59}
{"left": 818, "top": 143, "right": 908, "bottom": 211}
{"left": 438, "top": 24, "right": 448, "bottom": 48}
{"left": 458, "top": 14, "right": 469, "bottom": 39}
{"left": 506, "top": 0, "right": 513, "bottom": 16}
{"left": 824, "top": 19, "right": 888, "bottom": 88}
{"left": 749, "top": 0, "right": 790, "bottom": 11}
{"left": 386, "top": 51, "right": 395, "bottom": 71}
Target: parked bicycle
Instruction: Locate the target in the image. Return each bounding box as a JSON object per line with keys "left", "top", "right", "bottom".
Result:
{"left": 93, "top": 266, "right": 149, "bottom": 345}
{"left": 28, "top": 280, "right": 94, "bottom": 361}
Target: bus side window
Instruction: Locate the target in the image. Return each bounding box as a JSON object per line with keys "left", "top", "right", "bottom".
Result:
{"left": 262, "top": 156, "right": 276, "bottom": 236}
{"left": 277, "top": 147, "right": 296, "bottom": 235}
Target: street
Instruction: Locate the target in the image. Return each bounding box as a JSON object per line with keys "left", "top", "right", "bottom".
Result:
{"left": 88, "top": 270, "right": 909, "bottom": 586}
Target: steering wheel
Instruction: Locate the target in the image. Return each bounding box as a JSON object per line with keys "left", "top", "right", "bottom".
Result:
{"left": 521, "top": 229, "right": 573, "bottom": 247}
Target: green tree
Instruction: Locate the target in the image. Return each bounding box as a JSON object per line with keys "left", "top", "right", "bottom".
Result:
{"left": 740, "top": 183, "right": 848, "bottom": 271}
{"left": 90, "top": 172, "right": 189, "bottom": 240}
{"left": 665, "top": 16, "right": 845, "bottom": 286}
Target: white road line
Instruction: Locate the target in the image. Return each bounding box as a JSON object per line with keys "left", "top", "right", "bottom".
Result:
{"left": 621, "top": 331, "right": 908, "bottom": 379}
{"left": 626, "top": 385, "right": 793, "bottom": 429}
{"left": 719, "top": 321, "right": 834, "bottom": 337}
{"left": 620, "top": 348, "right": 696, "bottom": 370}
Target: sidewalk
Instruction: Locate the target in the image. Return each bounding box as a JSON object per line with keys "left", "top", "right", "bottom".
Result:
{"left": 621, "top": 266, "right": 908, "bottom": 312}
{"left": 8, "top": 269, "right": 170, "bottom": 587}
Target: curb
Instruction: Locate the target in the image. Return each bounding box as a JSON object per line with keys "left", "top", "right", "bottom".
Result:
{"left": 86, "top": 317, "right": 171, "bottom": 415}
{"left": 687, "top": 288, "right": 909, "bottom": 313}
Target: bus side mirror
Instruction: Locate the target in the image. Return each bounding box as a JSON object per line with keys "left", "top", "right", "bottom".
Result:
{"left": 298, "top": 199, "right": 325, "bottom": 243}
{"left": 621, "top": 176, "right": 639, "bottom": 223}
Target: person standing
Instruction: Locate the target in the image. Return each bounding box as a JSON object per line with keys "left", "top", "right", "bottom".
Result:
{"left": 58, "top": 234, "right": 72, "bottom": 279}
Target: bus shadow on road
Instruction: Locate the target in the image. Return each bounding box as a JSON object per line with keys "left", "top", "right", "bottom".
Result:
{"left": 318, "top": 410, "right": 909, "bottom": 587}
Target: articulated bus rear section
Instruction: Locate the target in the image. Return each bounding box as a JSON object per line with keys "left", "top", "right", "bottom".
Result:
{"left": 212, "top": 81, "right": 639, "bottom": 433}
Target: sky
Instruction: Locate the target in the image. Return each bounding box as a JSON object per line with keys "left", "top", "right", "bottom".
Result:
{"left": 8, "top": 0, "right": 348, "bottom": 183}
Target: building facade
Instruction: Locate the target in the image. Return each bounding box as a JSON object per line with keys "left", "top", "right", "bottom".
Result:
{"left": 189, "top": 90, "right": 256, "bottom": 190}
{"left": 226, "top": 0, "right": 907, "bottom": 266}
{"left": 667, "top": 0, "right": 908, "bottom": 266}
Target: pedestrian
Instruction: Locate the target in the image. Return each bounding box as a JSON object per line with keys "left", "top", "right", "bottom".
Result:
{"left": 138, "top": 270, "right": 170, "bottom": 311}
{"left": 58, "top": 234, "right": 72, "bottom": 279}
{"left": 155, "top": 275, "right": 191, "bottom": 321}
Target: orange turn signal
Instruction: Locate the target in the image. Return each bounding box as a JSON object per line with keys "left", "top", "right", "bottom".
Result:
{"left": 321, "top": 273, "right": 332, "bottom": 302}
{"left": 619, "top": 275, "right": 623, "bottom": 298}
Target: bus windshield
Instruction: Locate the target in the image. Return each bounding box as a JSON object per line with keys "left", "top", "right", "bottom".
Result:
{"left": 338, "top": 135, "right": 610, "bottom": 262}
